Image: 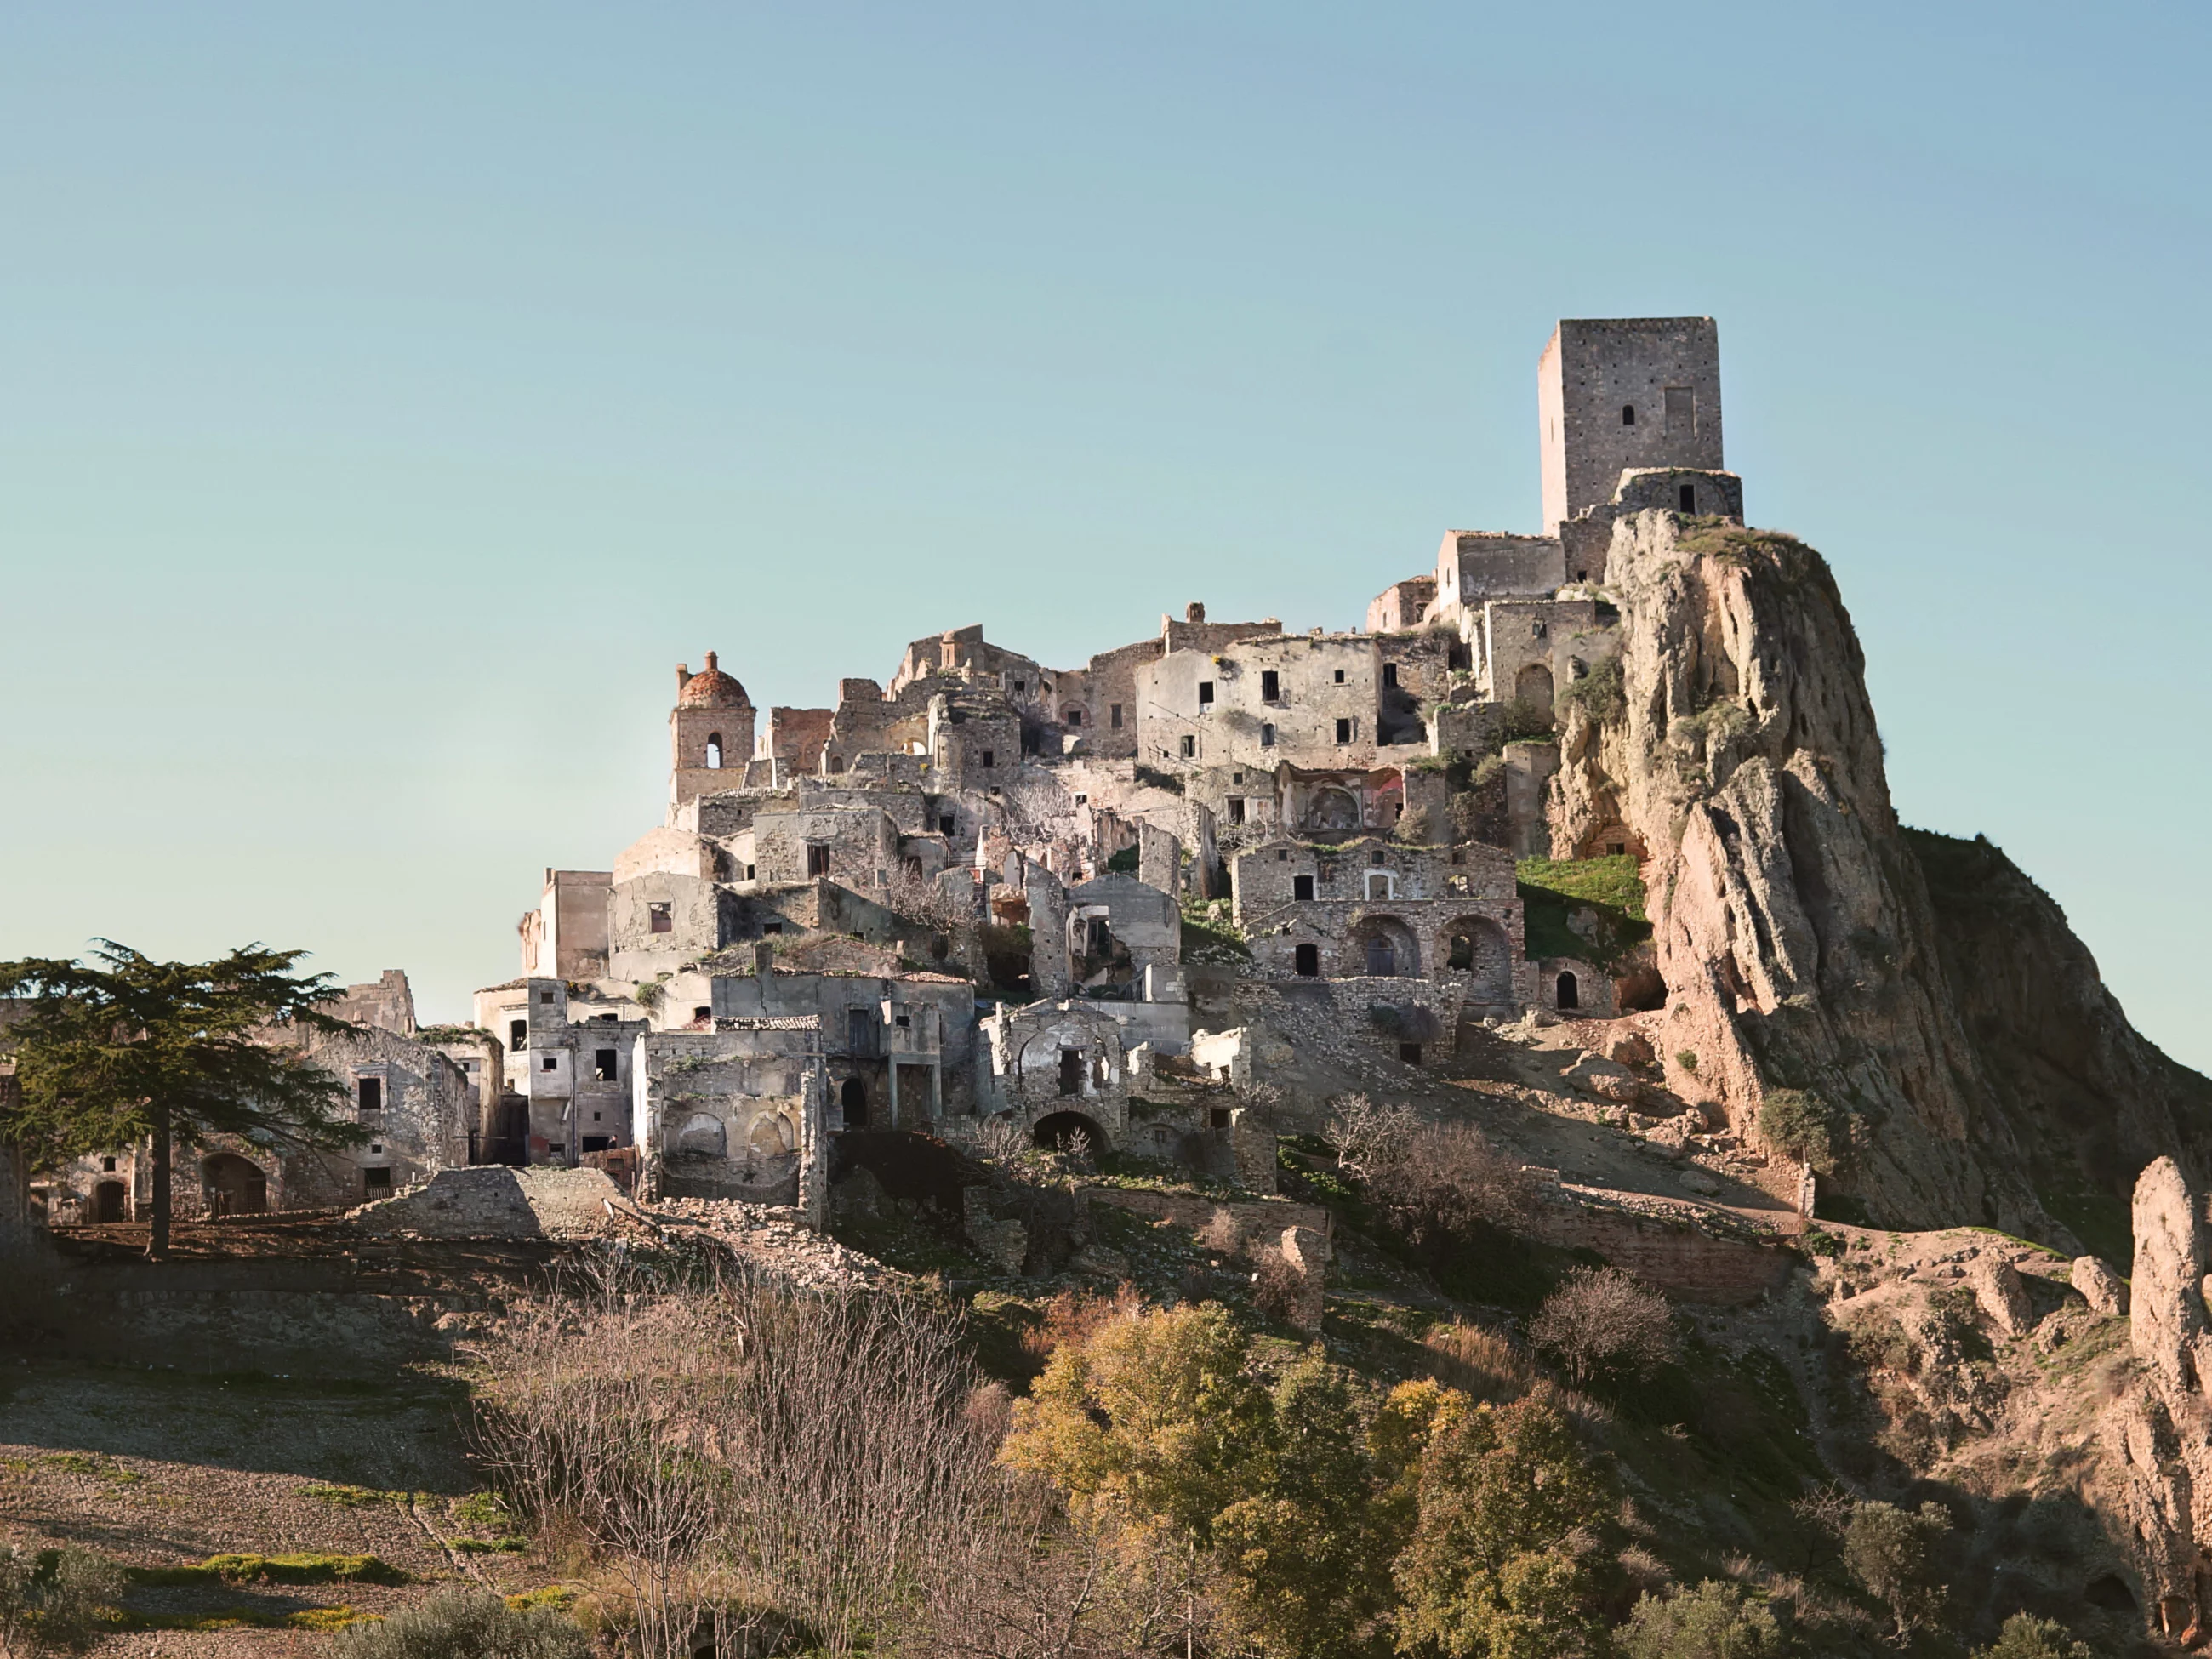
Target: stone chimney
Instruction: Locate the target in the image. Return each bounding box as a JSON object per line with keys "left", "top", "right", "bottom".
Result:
{"left": 1186, "top": 601, "right": 1206, "bottom": 624}
{"left": 676, "top": 662, "right": 691, "bottom": 693}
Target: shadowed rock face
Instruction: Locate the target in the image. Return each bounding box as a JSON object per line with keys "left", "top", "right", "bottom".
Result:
{"left": 1550, "top": 513, "right": 2212, "bottom": 1238}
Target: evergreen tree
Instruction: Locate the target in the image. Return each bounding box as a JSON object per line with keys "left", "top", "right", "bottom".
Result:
{"left": 0, "top": 941, "right": 364, "bottom": 1258}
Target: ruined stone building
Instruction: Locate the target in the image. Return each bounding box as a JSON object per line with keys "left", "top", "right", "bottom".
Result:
{"left": 419, "top": 316, "right": 1740, "bottom": 1213}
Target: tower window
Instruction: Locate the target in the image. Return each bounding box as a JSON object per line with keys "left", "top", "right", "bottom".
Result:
{"left": 939, "top": 814, "right": 955, "bottom": 835}
{"left": 1336, "top": 718, "right": 1353, "bottom": 743}
{"left": 980, "top": 750, "right": 995, "bottom": 768}
{"left": 1622, "top": 404, "right": 1636, "bottom": 425}
{"left": 1110, "top": 704, "right": 1123, "bottom": 728}
{"left": 1679, "top": 483, "right": 1696, "bottom": 512}
{"left": 704, "top": 733, "right": 722, "bottom": 769}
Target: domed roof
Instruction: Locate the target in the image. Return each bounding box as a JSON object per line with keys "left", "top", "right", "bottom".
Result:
{"left": 677, "top": 651, "right": 750, "bottom": 710}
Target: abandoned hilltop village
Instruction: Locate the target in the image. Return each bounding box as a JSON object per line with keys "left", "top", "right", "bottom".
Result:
{"left": 11, "top": 316, "right": 2212, "bottom": 1654}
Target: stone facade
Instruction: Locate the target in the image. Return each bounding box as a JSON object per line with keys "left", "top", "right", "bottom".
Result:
{"left": 1538, "top": 316, "right": 1724, "bottom": 533}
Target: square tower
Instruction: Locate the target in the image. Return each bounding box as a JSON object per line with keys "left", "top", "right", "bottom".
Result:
{"left": 1538, "top": 317, "right": 1723, "bottom": 533}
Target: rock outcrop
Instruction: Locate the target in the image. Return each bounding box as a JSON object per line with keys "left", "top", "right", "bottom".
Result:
{"left": 1550, "top": 512, "right": 2212, "bottom": 1237}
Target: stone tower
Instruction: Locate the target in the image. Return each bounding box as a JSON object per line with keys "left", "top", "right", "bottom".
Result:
{"left": 1538, "top": 317, "right": 1724, "bottom": 533}
{"left": 670, "top": 652, "right": 756, "bottom": 807}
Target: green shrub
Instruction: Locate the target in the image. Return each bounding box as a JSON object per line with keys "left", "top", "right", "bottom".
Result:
{"left": 1558, "top": 657, "right": 1626, "bottom": 727}
{"left": 1971, "top": 1612, "right": 2092, "bottom": 1659}
{"left": 1497, "top": 696, "right": 1555, "bottom": 744}
{"left": 334, "top": 1589, "right": 590, "bottom": 1659}
{"left": 1616, "top": 1579, "right": 1785, "bottom": 1659}
{"left": 1516, "top": 855, "right": 1651, "bottom": 969}
{"left": 1104, "top": 845, "right": 1140, "bottom": 874}
{"left": 1759, "top": 1088, "right": 1843, "bottom": 1173}
{"left": 0, "top": 1545, "right": 123, "bottom": 1655}
{"left": 1676, "top": 1051, "right": 1698, "bottom": 1074}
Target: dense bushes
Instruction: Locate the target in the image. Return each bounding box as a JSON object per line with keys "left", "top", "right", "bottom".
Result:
{"left": 334, "top": 1591, "right": 591, "bottom": 1659}
{"left": 1757, "top": 1088, "right": 1844, "bottom": 1173}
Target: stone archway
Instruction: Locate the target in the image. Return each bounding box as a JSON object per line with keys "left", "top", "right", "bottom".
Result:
{"left": 673, "top": 1113, "right": 727, "bottom": 1158}
{"left": 1347, "top": 914, "right": 1421, "bottom": 978}
{"left": 840, "top": 1076, "right": 869, "bottom": 1128}
{"left": 1556, "top": 970, "right": 1580, "bottom": 1011}
{"left": 1514, "top": 663, "right": 1555, "bottom": 715}
{"left": 201, "top": 1154, "right": 267, "bottom": 1217}
{"left": 1307, "top": 789, "right": 1360, "bottom": 834}
{"left": 1031, "top": 1110, "right": 1108, "bottom": 1155}
{"left": 1444, "top": 915, "right": 1514, "bottom": 1002}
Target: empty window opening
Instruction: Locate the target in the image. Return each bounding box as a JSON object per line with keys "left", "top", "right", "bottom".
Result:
{"left": 1293, "top": 874, "right": 1315, "bottom": 901}
{"left": 1382, "top": 664, "right": 1398, "bottom": 687}
{"left": 704, "top": 733, "right": 723, "bottom": 769}
{"left": 509, "top": 1019, "right": 527, "bottom": 1050}
{"left": 363, "top": 1167, "right": 393, "bottom": 1192}
{"left": 1365, "top": 872, "right": 1393, "bottom": 899}
{"left": 1232, "top": 771, "right": 1244, "bottom": 784}
{"left": 1622, "top": 403, "right": 1636, "bottom": 425}
{"left": 1208, "top": 1107, "right": 1233, "bottom": 1129}
{"left": 591, "top": 1111, "right": 601, "bottom": 1122}
{"left": 1260, "top": 670, "right": 1280, "bottom": 701}
{"left": 807, "top": 845, "right": 831, "bottom": 877}
{"left": 1335, "top": 718, "right": 1353, "bottom": 743}
{"left": 102, "top": 1156, "right": 117, "bottom": 1172}
{"left": 1066, "top": 708, "right": 1083, "bottom": 725}
{"left": 1294, "top": 942, "right": 1320, "bottom": 977}
{"left": 1179, "top": 735, "right": 1196, "bottom": 758}
{"left": 1556, "top": 971, "right": 1580, "bottom": 1010}
{"left": 744, "top": 863, "right": 756, "bottom": 880}
{"left": 1607, "top": 841, "right": 1626, "bottom": 856}
{"left": 1678, "top": 483, "right": 1696, "bottom": 512}
{"left": 357, "top": 1076, "right": 382, "bottom": 1112}
{"left": 1276, "top": 849, "right": 1289, "bottom": 862}
{"left": 1449, "top": 933, "right": 1474, "bottom": 971}
{"left": 649, "top": 901, "right": 673, "bottom": 934}
{"left": 841, "top": 1076, "right": 868, "bottom": 1127}
{"left": 1197, "top": 681, "right": 1215, "bottom": 707}
{"left": 980, "top": 750, "right": 995, "bottom": 769}
{"left": 1531, "top": 619, "right": 1548, "bottom": 639}
{"left": 1333, "top": 668, "right": 1346, "bottom": 684}
{"left": 1058, "top": 1047, "right": 1085, "bottom": 1097}
{"left": 539, "top": 990, "right": 556, "bottom": 1003}
{"left": 1664, "top": 385, "right": 1694, "bottom": 434}
{"left": 939, "top": 813, "right": 956, "bottom": 835}
{"left": 1012, "top": 679, "right": 1024, "bottom": 693}
{"left": 541, "top": 1056, "right": 558, "bottom": 1072}
{"left": 1371, "top": 850, "right": 1386, "bottom": 865}
{"left": 1110, "top": 704, "right": 1123, "bottom": 728}
{"left": 761, "top": 921, "right": 784, "bottom": 935}
{"left": 1260, "top": 722, "right": 1276, "bottom": 747}
{"left": 693, "top": 1006, "right": 712, "bottom": 1023}
{"left": 594, "top": 1049, "right": 618, "bottom": 1082}
{"left": 1399, "top": 1041, "right": 1423, "bottom": 1065}
{"left": 1575, "top": 568, "right": 1588, "bottom": 581}
{"left": 894, "top": 1012, "right": 911, "bottom": 1028}
{"left": 1227, "top": 796, "right": 1246, "bottom": 824}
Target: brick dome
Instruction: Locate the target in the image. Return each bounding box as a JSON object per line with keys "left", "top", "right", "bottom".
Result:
{"left": 676, "top": 652, "right": 750, "bottom": 710}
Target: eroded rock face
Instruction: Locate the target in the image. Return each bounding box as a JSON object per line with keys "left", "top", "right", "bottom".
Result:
{"left": 2132, "top": 1157, "right": 2205, "bottom": 1392}
{"left": 2073, "top": 1255, "right": 2129, "bottom": 1318}
{"left": 1548, "top": 513, "right": 2212, "bottom": 1236}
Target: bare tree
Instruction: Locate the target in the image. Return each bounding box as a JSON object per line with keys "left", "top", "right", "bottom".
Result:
{"left": 1529, "top": 1266, "right": 1678, "bottom": 1388}
{"left": 1323, "top": 1093, "right": 1417, "bottom": 1183}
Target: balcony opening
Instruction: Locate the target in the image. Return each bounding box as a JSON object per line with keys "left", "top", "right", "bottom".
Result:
{"left": 594, "top": 1049, "right": 618, "bottom": 1082}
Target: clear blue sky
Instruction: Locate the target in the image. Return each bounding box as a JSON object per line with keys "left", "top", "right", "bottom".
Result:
{"left": 4, "top": 3, "right": 2207, "bottom": 1068}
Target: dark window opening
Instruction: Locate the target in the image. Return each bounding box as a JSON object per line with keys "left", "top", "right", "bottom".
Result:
{"left": 649, "top": 901, "right": 673, "bottom": 933}
{"left": 1293, "top": 874, "right": 1315, "bottom": 901}
{"left": 1556, "top": 972, "right": 1580, "bottom": 1010}
{"left": 1197, "top": 681, "right": 1214, "bottom": 707}
{"left": 1365, "top": 938, "right": 1397, "bottom": 976}
{"left": 979, "top": 750, "right": 995, "bottom": 769}
{"left": 541, "top": 1056, "right": 558, "bottom": 1072}
{"left": 580, "top": 1135, "right": 611, "bottom": 1152}
{"left": 1575, "top": 568, "right": 1588, "bottom": 581}
{"left": 1209, "top": 1107, "right": 1232, "bottom": 1129}
{"left": 1276, "top": 849, "right": 1288, "bottom": 861}
{"left": 1110, "top": 704, "right": 1123, "bottom": 729}
{"left": 1058, "top": 1047, "right": 1084, "bottom": 1097}
{"left": 1449, "top": 934, "right": 1473, "bottom": 971}
{"left": 1333, "top": 668, "right": 1346, "bottom": 684}
{"left": 539, "top": 990, "right": 556, "bottom": 1003}
{"left": 807, "top": 845, "right": 831, "bottom": 877}
{"left": 1622, "top": 403, "right": 1636, "bottom": 425}
{"left": 841, "top": 1077, "right": 868, "bottom": 1126}
{"left": 693, "top": 1006, "right": 712, "bottom": 1023}
{"left": 1179, "top": 735, "right": 1196, "bottom": 758}
{"left": 594, "top": 1049, "right": 618, "bottom": 1082}
{"left": 1679, "top": 483, "right": 1696, "bottom": 512}
{"left": 1335, "top": 718, "right": 1353, "bottom": 743}
{"left": 1607, "top": 841, "right": 1626, "bottom": 856}
{"left": 1399, "top": 1041, "right": 1422, "bottom": 1065}
{"left": 509, "top": 1019, "right": 527, "bottom": 1050}
{"left": 827, "top": 754, "right": 845, "bottom": 773}
{"left": 363, "top": 1167, "right": 393, "bottom": 1192}
{"left": 1382, "top": 664, "right": 1398, "bottom": 687}
{"left": 1260, "top": 670, "right": 1280, "bottom": 701}
{"left": 102, "top": 1156, "right": 117, "bottom": 1172}
{"left": 1227, "top": 797, "right": 1246, "bottom": 824}
{"left": 1066, "top": 708, "right": 1083, "bottom": 726}
{"left": 1371, "top": 850, "right": 1385, "bottom": 865}
{"left": 940, "top": 813, "right": 956, "bottom": 835}
{"left": 1294, "top": 943, "right": 1320, "bottom": 977}
{"left": 894, "top": 1012, "right": 910, "bottom": 1028}
{"left": 357, "top": 1076, "right": 382, "bottom": 1111}
{"left": 1012, "top": 679, "right": 1024, "bottom": 693}
{"left": 762, "top": 921, "right": 784, "bottom": 935}
{"left": 1260, "top": 723, "right": 1275, "bottom": 747}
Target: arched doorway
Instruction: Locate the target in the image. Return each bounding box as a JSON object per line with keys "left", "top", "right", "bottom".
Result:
{"left": 1031, "top": 1111, "right": 1107, "bottom": 1155}
{"left": 94, "top": 1181, "right": 127, "bottom": 1223}
{"left": 1514, "top": 663, "right": 1555, "bottom": 717}
{"left": 840, "top": 1076, "right": 868, "bottom": 1128}
{"left": 1556, "top": 971, "right": 1580, "bottom": 1010}
{"left": 1347, "top": 915, "right": 1420, "bottom": 978}
{"left": 1293, "top": 942, "right": 1320, "bottom": 978}
{"left": 201, "top": 1154, "right": 266, "bottom": 1217}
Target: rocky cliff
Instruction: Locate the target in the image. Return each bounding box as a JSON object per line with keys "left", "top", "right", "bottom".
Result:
{"left": 1549, "top": 512, "right": 2212, "bottom": 1240}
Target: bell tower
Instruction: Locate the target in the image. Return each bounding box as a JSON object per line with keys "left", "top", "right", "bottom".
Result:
{"left": 669, "top": 651, "right": 756, "bottom": 808}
